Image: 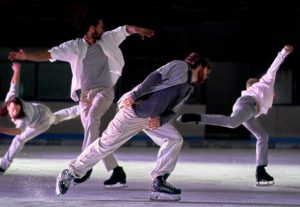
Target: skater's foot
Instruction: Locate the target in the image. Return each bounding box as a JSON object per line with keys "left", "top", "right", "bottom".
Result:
{"left": 104, "top": 166, "right": 127, "bottom": 188}
{"left": 73, "top": 169, "right": 93, "bottom": 185}
{"left": 256, "top": 166, "right": 274, "bottom": 186}
{"left": 150, "top": 174, "right": 181, "bottom": 201}
{"left": 176, "top": 113, "right": 201, "bottom": 124}
{"left": 0, "top": 167, "right": 6, "bottom": 175}
{"left": 56, "top": 169, "right": 75, "bottom": 196}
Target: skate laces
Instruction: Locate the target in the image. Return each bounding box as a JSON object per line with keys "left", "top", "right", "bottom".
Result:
{"left": 161, "top": 178, "right": 177, "bottom": 191}
{"left": 61, "top": 169, "right": 74, "bottom": 186}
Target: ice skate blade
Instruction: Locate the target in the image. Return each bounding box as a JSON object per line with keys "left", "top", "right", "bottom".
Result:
{"left": 55, "top": 173, "right": 62, "bottom": 196}
{"left": 104, "top": 183, "right": 128, "bottom": 189}
{"left": 255, "top": 180, "right": 275, "bottom": 186}
{"left": 150, "top": 191, "right": 181, "bottom": 201}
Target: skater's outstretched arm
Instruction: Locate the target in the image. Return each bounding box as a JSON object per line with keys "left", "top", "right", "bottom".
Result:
{"left": 0, "top": 63, "right": 23, "bottom": 135}
{"left": 10, "top": 62, "right": 21, "bottom": 85}
{"left": 0, "top": 126, "right": 21, "bottom": 136}
{"left": 5, "top": 62, "right": 21, "bottom": 102}
{"left": 9, "top": 49, "right": 51, "bottom": 62}
{"left": 260, "top": 45, "right": 293, "bottom": 86}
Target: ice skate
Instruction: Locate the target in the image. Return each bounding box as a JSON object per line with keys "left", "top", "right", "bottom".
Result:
{"left": 176, "top": 113, "right": 201, "bottom": 124}
{"left": 150, "top": 175, "right": 181, "bottom": 201}
{"left": 73, "top": 168, "right": 93, "bottom": 185}
{"left": 150, "top": 191, "right": 181, "bottom": 201}
{"left": 56, "top": 169, "right": 75, "bottom": 196}
{"left": 255, "top": 166, "right": 274, "bottom": 186}
{"left": 0, "top": 167, "right": 6, "bottom": 175}
{"left": 104, "top": 166, "right": 127, "bottom": 188}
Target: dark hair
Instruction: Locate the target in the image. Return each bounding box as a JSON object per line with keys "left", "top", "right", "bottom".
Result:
{"left": 246, "top": 78, "right": 259, "bottom": 88}
{"left": 75, "top": 10, "right": 104, "bottom": 37}
{"left": 184, "top": 52, "right": 212, "bottom": 71}
{"left": 0, "top": 97, "right": 25, "bottom": 118}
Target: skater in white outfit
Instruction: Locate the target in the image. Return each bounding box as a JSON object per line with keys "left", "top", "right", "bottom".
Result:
{"left": 177, "top": 44, "right": 294, "bottom": 186}
{"left": 8, "top": 10, "right": 155, "bottom": 187}
{"left": 55, "top": 52, "right": 212, "bottom": 201}
{"left": 0, "top": 62, "right": 80, "bottom": 174}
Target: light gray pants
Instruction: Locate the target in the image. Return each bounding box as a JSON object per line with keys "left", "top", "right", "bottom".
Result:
{"left": 79, "top": 87, "right": 118, "bottom": 172}
{"left": 69, "top": 107, "right": 183, "bottom": 181}
{"left": 201, "top": 96, "right": 269, "bottom": 166}
{"left": 1, "top": 105, "right": 80, "bottom": 170}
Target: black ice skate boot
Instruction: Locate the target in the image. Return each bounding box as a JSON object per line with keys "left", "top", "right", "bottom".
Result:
{"left": 176, "top": 113, "right": 201, "bottom": 124}
{"left": 73, "top": 168, "right": 93, "bottom": 185}
{"left": 150, "top": 175, "right": 181, "bottom": 201}
{"left": 104, "top": 166, "right": 127, "bottom": 188}
{"left": 256, "top": 166, "right": 274, "bottom": 186}
{"left": 0, "top": 166, "right": 6, "bottom": 175}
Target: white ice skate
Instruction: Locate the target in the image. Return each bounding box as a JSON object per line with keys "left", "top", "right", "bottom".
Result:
{"left": 150, "top": 191, "right": 181, "bottom": 201}
{"left": 150, "top": 175, "right": 181, "bottom": 201}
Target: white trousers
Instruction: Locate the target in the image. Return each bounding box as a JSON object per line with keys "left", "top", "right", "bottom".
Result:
{"left": 1, "top": 105, "right": 79, "bottom": 169}
{"left": 69, "top": 107, "right": 183, "bottom": 181}
{"left": 79, "top": 87, "right": 118, "bottom": 171}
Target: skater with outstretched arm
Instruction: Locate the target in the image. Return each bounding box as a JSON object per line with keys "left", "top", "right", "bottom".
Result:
{"left": 0, "top": 62, "right": 80, "bottom": 174}
{"left": 177, "top": 45, "right": 294, "bottom": 186}
{"left": 9, "top": 10, "right": 155, "bottom": 187}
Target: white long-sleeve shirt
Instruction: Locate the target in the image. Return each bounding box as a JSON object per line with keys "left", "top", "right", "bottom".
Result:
{"left": 49, "top": 26, "right": 130, "bottom": 101}
{"left": 241, "top": 48, "right": 290, "bottom": 117}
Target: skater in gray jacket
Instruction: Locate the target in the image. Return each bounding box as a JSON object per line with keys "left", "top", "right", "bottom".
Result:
{"left": 55, "top": 52, "right": 211, "bottom": 201}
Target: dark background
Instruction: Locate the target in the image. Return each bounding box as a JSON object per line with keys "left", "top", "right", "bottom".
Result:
{"left": 0, "top": 0, "right": 299, "bottom": 139}
{"left": 1, "top": 1, "right": 299, "bottom": 61}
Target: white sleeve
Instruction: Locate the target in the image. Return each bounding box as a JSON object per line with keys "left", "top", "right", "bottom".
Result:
{"left": 260, "top": 49, "right": 289, "bottom": 86}
{"left": 5, "top": 83, "right": 18, "bottom": 102}
{"left": 101, "top": 26, "right": 128, "bottom": 46}
{"left": 48, "top": 39, "right": 78, "bottom": 62}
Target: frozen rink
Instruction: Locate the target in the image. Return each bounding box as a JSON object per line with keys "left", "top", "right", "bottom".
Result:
{"left": 0, "top": 144, "right": 299, "bottom": 207}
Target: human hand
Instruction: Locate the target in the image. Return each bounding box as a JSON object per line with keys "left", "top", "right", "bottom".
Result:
{"left": 147, "top": 117, "right": 160, "bottom": 129}
{"left": 127, "top": 26, "right": 155, "bottom": 40}
{"left": 284, "top": 45, "right": 294, "bottom": 53}
{"left": 8, "top": 49, "right": 26, "bottom": 61}
{"left": 138, "top": 27, "right": 155, "bottom": 40}
{"left": 11, "top": 62, "right": 21, "bottom": 72}
{"left": 121, "top": 96, "right": 135, "bottom": 108}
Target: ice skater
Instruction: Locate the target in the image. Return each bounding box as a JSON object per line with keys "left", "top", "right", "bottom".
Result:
{"left": 0, "top": 62, "right": 80, "bottom": 174}
{"left": 177, "top": 44, "right": 294, "bottom": 186}
{"left": 55, "top": 52, "right": 211, "bottom": 201}
{"left": 8, "top": 10, "right": 155, "bottom": 187}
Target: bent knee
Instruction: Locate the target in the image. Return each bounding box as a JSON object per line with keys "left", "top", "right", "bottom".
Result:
{"left": 257, "top": 133, "right": 269, "bottom": 142}
{"left": 169, "top": 136, "right": 183, "bottom": 146}
{"left": 228, "top": 122, "right": 241, "bottom": 128}
{"left": 225, "top": 118, "right": 242, "bottom": 128}
{"left": 13, "top": 136, "right": 26, "bottom": 145}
